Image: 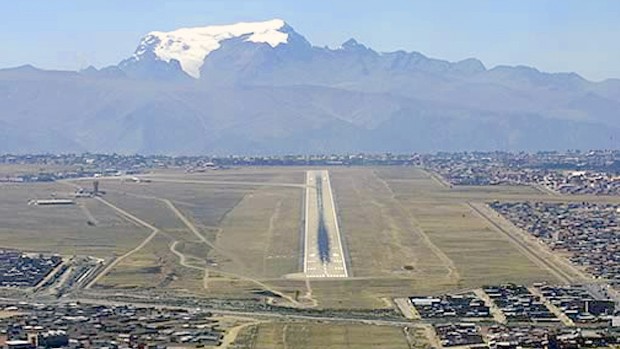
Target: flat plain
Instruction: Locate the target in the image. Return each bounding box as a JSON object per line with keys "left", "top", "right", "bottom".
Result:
{"left": 0, "top": 181, "right": 149, "bottom": 257}
{"left": 1, "top": 166, "right": 601, "bottom": 309}
{"left": 232, "top": 322, "right": 421, "bottom": 349}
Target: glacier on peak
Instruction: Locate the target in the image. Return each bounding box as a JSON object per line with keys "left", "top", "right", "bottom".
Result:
{"left": 133, "top": 19, "right": 289, "bottom": 78}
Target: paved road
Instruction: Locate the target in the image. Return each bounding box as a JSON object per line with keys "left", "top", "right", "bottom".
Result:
{"left": 584, "top": 283, "right": 620, "bottom": 307}
{"left": 65, "top": 296, "right": 414, "bottom": 327}
{"left": 304, "top": 170, "right": 348, "bottom": 278}
{"left": 394, "top": 298, "right": 419, "bottom": 320}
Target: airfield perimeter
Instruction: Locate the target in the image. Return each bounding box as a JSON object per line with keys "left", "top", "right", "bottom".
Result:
{"left": 1, "top": 166, "right": 619, "bottom": 310}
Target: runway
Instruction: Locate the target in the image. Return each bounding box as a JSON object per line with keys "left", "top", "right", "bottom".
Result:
{"left": 304, "top": 170, "right": 348, "bottom": 278}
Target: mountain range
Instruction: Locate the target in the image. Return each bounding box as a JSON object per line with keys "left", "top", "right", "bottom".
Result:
{"left": 1, "top": 19, "right": 619, "bottom": 154}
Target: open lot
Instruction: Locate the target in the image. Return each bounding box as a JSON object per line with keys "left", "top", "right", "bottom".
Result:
{"left": 84, "top": 169, "right": 305, "bottom": 300}
{"left": 0, "top": 182, "right": 149, "bottom": 257}
{"left": 232, "top": 322, "right": 421, "bottom": 349}
{"left": 0, "top": 164, "right": 80, "bottom": 177}
{"left": 2, "top": 165, "right": 608, "bottom": 309}
{"left": 329, "top": 168, "right": 556, "bottom": 292}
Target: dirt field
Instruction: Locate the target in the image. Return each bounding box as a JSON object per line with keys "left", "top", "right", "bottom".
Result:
{"left": 96, "top": 234, "right": 178, "bottom": 289}
{"left": 214, "top": 185, "right": 302, "bottom": 278}
{"left": 1, "top": 165, "right": 595, "bottom": 309}
{"left": 323, "top": 167, "right": 555, "bottom": 305}
{"left": 100, "top": 183, "right": 302, "bottom": 277}
{"left": 0, "top": 164, "right": 80, "bottom": 177}
{"left": 0, "top": 182, "right": 149, "bottom": 257}
{"left": 233, "top": 322, "right": 422, "bottom": 349}
{"left": 87, "top": 169, "right": 305, "bottom": 299}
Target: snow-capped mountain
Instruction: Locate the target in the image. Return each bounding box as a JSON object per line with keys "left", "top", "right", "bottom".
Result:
{"left": 0, "top": 19, "right": 619, "bottom": 154}
{"left": 126, "top": 19, "right": 290, "bottom": 78}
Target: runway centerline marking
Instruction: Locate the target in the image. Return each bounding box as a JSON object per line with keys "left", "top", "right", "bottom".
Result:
{"left": 303, "top": 170, "right": 349, "bottom": 278}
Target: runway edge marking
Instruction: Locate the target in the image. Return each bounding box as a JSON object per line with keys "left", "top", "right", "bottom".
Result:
{"left": 325, "top": 170, "right": 349, "bottom": 278}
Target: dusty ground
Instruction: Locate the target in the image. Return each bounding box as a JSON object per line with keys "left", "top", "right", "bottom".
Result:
{"left": 232, "top": 322, "right": 422, "bottom": 349}
{"left": 2, "top": 166, "right": 603, "bottom": 309}
{"left": 0, "top": 181, "right": 149, "bottom": 257}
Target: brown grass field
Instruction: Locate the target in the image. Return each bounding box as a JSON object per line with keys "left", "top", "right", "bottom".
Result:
{"left": 232, "top": 322, "right": 424, "bottom": 349}
{"left": 0, "top": 181, "right": 149, "bottom": 257}
{"left": 0, "top": 164, "right": 81, "bottom": 177}
{"left": 3, "top": 166, "right": 609, "bottom": 309}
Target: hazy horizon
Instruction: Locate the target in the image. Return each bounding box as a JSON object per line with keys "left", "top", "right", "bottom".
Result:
{"left": 2, "top": 0, "right": 620, "bottom": 81}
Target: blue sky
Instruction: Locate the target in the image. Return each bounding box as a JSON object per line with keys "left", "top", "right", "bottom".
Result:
{"left": 1, "top": 0, "right": 619, "bottom": 81}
